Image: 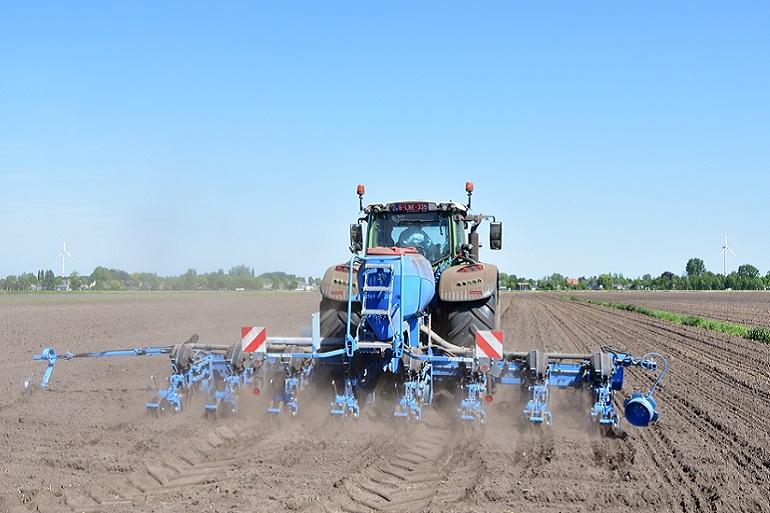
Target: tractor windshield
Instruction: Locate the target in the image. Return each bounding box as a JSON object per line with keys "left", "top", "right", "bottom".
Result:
{"left": 368, "top": 211, "right": 451, "bottom": 263}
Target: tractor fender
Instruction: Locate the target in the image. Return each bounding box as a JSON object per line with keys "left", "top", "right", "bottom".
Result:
{"left": 438, "top": 263, "right": 498, "bottom": 302}
{"left": 320, "top": 263, "right": 360, "bottom": 302}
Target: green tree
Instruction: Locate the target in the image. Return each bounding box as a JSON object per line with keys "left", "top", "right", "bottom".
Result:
{"left": 656, "top": 272, "right": 675, "bottom": 290}
{"left": 229, "top": 265, "right": 252, "bottom": 278}
{"left": 724, "top": 272, "right": 738, "bottom": 290}
{"left": 686, "top": 258, "right": 706, "bottom": 278}
{"left": 16, "top": 272, "right": 36, "bottom": 290}
{"left": 737, "top": 264, "right": 760, "bottom": 279}
{"left": 737, "top": 264, "right": 762, "bottom": 290}
{"left": 181, "top": 269, "right": 198, "bottom": 290}
{"left": 4, "top": 275, "right": 19, "bottom": 290}
{"left": 91, "top": 267, "right": 112, "bottom": 289}
{"left": 548, "top": 273, "right": 567, "bottom": 289}
{"left": 500, "top": 273, "right": 519, "bottom": 290}
{"left": 69, "top": 271, "right": 82, "bottom": 291}
{"left": 699, "top": 271, "right": 718, "bottom": 290}
{"left": 43, "top": 270, "right": 56, "bottom": 290}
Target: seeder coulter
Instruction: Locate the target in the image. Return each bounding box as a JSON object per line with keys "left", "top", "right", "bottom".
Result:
{"left": 29, "top": 183, "right": 667, "bottom": 434}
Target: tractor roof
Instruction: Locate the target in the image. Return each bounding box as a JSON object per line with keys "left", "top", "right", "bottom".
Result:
{"left": 364, "top": 200, "right": 468, "bottom": 214}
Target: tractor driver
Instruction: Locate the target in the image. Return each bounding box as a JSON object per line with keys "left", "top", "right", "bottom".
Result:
{"left": 396, "top": 225, "right": 435, "bottom": 260}
{"left": 369, "top": 214, "right": 445, "bottom": 262}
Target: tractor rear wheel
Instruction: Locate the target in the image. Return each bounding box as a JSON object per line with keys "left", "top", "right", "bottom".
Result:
{"left": 434, "top": 288, "right": 498, "bottom": 348}
{"left": 319, "top": 297, "right": 361, "bottom": 342}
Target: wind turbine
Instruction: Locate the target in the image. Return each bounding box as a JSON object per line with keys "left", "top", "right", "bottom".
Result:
{"left": 59, "top": 237, "right": 73, "bottom": 276}
{"left": 720, "top": 234, "right": 735, "bottom": 275}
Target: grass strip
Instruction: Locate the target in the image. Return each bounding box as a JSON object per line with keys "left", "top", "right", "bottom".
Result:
{"left": 562, "top": 295, "right": 770, "bottom": 344}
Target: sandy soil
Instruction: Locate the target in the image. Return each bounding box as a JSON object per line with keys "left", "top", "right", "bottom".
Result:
{"left": 1, "top": 291, "right": 769, "bottom": 513}
{"left": 571, "top": 290, "right": 770, "bottom": 328}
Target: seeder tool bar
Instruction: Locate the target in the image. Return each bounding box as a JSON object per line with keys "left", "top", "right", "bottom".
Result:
{"left": 262, "top": 348, "right": 347, "bottom": 360}
{"left": 503, "top": 352, "right": 594, "bottom": 360}
{"left": 32, "top": 345, "right": 174, "bottom": 389}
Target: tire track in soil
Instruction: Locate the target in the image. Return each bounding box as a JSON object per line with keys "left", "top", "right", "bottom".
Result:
{"left": 547, "top": 296, "right": 770, "bottom": 513}
{"left": 55, "top": 418, "right": 281, "bottom": 512}
{"left": 324, "top": 420, "right": 485, "bottom": 513}
{"left": 306, "top": 297, "right": 527, "bottom": 513}
{"left": 503, "top": 294, "right": 552, "bottom": 350}
{"left": 50, "top": 411, "right": 385, "bottom": 513}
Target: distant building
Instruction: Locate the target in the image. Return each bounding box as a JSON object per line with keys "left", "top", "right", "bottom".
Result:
{"left": 566, "top": 278, "right": 580, "bottom": 287}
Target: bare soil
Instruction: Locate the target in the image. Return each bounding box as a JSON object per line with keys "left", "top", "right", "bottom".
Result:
{"left": 1, "top": 291, "right": 769, "bottom": 513}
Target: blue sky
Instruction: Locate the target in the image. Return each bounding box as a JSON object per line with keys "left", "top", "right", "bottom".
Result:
{"left": 1, "top": 2, "right": 768, "bottom": 278}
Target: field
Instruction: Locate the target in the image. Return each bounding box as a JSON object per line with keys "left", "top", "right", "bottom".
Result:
{"left": 570, "top": 290, "right": 770, "bottom": 328}
{"left": 1, "top": 291, "right": 769, "bottom": 513}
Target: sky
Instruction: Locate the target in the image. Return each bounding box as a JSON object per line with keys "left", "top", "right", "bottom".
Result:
{"left": 1, "top": 1, "right": 769, "bottom": 279}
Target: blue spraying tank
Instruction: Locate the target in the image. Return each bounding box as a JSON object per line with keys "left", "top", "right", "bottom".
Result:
{"left": 358, "top": 247, "right": 435, "bottom": 340}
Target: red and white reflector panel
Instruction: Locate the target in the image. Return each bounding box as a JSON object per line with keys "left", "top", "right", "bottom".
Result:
{"left": 241, "top": 326, "right": 267, "bottom": 353}
{"left": 475, "top": 330, "right": 504, "bottom": 360}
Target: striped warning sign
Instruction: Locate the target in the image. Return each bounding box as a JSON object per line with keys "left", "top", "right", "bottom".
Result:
{"left": 241, "top": 326, "right": 267, "bottom": 353}
{"left": 475, "top": 330, "right": 503, "bottom": 360}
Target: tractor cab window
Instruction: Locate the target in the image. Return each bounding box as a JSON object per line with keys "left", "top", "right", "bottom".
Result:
{"left": 368, "top": 212, "right": 451, "bottom": 263}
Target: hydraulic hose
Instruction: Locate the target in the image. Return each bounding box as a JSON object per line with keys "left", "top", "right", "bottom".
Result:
{"left": 419, "top": 325, "right": 473, "bottom": 356}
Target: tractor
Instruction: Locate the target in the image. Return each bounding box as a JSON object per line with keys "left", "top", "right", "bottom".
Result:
{"left": 319, "top": 181, "right": 502, "bottom": 352}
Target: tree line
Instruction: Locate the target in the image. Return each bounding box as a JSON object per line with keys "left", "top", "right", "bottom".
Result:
{"left": 2, "top": 257, "right": 768, "bottom": 293}
{"left": 0, "top": 265, "right": 320, "bottom": 292}
{"left": 501, "top": 257, "right": 770, "bottom": 291}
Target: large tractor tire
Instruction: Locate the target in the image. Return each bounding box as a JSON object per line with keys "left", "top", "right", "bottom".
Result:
{"left": 433, "top": 288, "right": 498, "bottom": 348}
{"left": 319, "top": 297, "right": 361, "bottom": 340}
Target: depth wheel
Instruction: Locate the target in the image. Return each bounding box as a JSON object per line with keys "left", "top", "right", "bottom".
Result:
{"left": 218, "top": 401, "right": 237, "bottom": 419}
{"left": 157, "top": 397, "right": 176, "bottom": 416}
{"left": 600, "top": 418, "right": 623, "bottom": 438}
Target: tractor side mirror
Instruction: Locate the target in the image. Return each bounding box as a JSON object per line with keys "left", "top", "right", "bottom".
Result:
{"left": 350, "top": 224, "right": 364, "bottom": 253}
{"left": 489, "top": 222, "right": 503, "bottom": 250}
